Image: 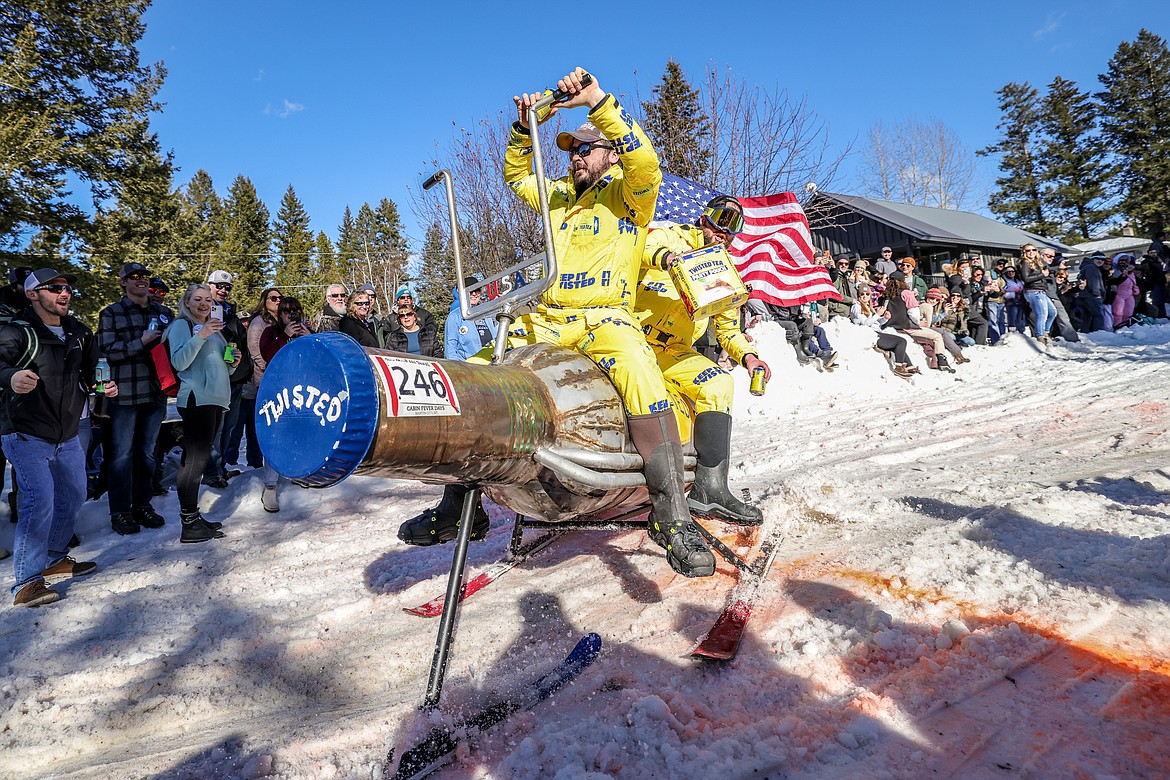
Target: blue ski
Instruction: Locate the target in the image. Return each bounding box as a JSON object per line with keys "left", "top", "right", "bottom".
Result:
{"left": 388, "top": 633, "right": 602, "bottom": 780}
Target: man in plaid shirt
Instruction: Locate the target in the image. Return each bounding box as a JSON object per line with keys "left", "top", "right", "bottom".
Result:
{"left": 97, "top": 263, "right": 174, "bottom": 536}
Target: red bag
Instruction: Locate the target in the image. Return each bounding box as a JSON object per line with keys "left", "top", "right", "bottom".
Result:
{"left": 149, "top": 340, "right": 179, "bottom": 397}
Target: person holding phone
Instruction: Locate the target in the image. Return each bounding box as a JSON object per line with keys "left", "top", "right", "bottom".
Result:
{"left": 164, "top": 284, "right": 239, "bottom": 543}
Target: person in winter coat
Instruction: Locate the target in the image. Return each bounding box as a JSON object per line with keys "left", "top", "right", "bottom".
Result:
{"left": 164, "top": 285, "right": 239, "bottom": 543}
{"left": 880, "top": 272, "right": 954, "bottom": 372}
{"left": 1111, "top": 254, "right": 1140, "bottom": 328}
{"left": 1018, "top": 244, "right": 1057, "bottom": 342}
{"left": 444, "top": 278, "right": 497, "bottom": 361}
{"left": 0, "top": 269, "right": 116, "bottom": 607}
{"left": 259, "top": 296, "right": 312, "bottom": 364}
{"left": 311, "top": 284, "right": 348, "bottom": 333}
{"left": 386, "top": 304, "right": 443, "bottom": 357}
{"left": 1001, "top": 265, "right": 1026, "bottom": 333}
{"left": 1075, "top": 252, "right": 1107, "bottom": 333}
{"left": 337, "top": 290, "right": 381, "bottom": 348}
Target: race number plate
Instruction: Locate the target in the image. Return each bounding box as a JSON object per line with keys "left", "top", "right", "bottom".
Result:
{"left": 371, "top": 355, "right": 461, "bottom": 417}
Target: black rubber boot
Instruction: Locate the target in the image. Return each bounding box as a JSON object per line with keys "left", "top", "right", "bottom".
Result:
{"left": 629, "top": 411, "right": 715, "bottom": 578}
{"left": 686, "top": 412, "right": 763, "bottom": 526}
{"left": 180, "top": 511, "right": 224, "bottom": 544}
{"left": 936, "top": 354, "right": 956, "bottom": 374}
{"left": 397, "top": 484, "right": 490, "bottom": 546}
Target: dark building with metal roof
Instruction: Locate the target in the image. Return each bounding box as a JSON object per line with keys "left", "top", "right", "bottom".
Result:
{"left": 809, "top": 193, "right": 1075, "bottom": 277}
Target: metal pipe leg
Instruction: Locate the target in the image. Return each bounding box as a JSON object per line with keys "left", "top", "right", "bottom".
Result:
{"left": 423, "top": 485, "right": 481, "bottom": 709}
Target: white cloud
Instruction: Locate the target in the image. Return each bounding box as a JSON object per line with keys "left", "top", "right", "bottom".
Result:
{"left": 1033, "top": 11, "right": 1065, "bottom": 40}
{"left": 278, "top": 99, "right": 304, "bottom": 119}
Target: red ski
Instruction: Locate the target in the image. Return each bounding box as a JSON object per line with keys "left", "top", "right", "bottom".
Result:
{"left": 691, "top": 540, "right": 780, "bottom": 661}
{"left": 404, "top": 531, "right": 565, "bottom": 618}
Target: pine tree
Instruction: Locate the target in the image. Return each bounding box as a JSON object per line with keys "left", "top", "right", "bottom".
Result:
{"left": 81, "top": 138, "right": 181, "bottom": 322}
{"left": 0, "top": 1, "right": 167, "bottom": 256}
{"left": 336, "top": 206, "right": 361, "bottom": 289}
{"left": 174, "top": 169, "right": 225, "bottom": 286}
{"left": 1037, "top": 77, "right": 1115, "bottom": 241}
{"left": 271, "top": 184, "right": 314, "bottom": 297}
{"left": 351, "top": 198, "right": 410, "bottom": 312}
{"left": 416, "top": 221, "right": 457, "bottom": 344}
{"left": 219, "top": 175, "right": 271, "bottom": 304}
{"left": 978, "top": 82, "right": 1058, "bottom": 235}
{"left": 305, "top": 230, "right": 337, "bottom": 315}
{"left": 1097, "top": 28, "right": 1170, "bottom": 234}
{"left": 641, "top": 60, "right": 711, "bottom": 181}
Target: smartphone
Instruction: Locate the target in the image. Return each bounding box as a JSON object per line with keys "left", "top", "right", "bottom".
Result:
{"left": 210, "top": 303, "right": 224, "bottom": 322}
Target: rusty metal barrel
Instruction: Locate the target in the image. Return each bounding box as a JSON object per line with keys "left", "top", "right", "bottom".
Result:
{"left": 255, "top": 332, "right": 692, "bottom": 522}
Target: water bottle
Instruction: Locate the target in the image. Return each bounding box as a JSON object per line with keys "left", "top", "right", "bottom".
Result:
{"left": 148, "top": 316, "right": 160, "bottom": 332}
{"left": 95, "top": 358, "right": 111, "bottom": 394}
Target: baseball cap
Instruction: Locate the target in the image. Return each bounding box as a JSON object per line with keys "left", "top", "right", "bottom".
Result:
{"left": 556, "top": 122, "right": 606, "bottom": 152}
{"left": 24, "top": 267, "right": 78, "bottom": 292}
{"left": 119, "top": 262, "right": 151, "bottom": 279}
{"left": 150, "top": 277, "right": 169, "bottom": 292}
{"left": 207, "top": 269, "right": 233, "bottom": 285}
{"left": 881, "top": 246, "right": 892, "bottom": 252}
{"left": 888, "top": 270, "right": 906, "bottom": 281}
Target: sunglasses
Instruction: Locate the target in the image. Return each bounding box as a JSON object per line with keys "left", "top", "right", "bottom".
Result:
{"left": 211, "top": 282, "right": 233, "bottom": 291}
{"left": 36, "top": 284, "right": 72, "bottom": 294}
{"left": 328, "top": 293, "right": 346, "bottom": 298}
{"left": 267, "top": 295, "right": 283, "bottom": 302}
{"left": 124, "top": 272, "right": 149, "bottom": 281}
{"left": 355, "top": 301, "right": 371, "bottom": 307}
{"left": 397, "top": 312, "right": 415, "bottom": 318}
{"left": 568, "top": 141, "right": 613, "bottom": 158}
{"left": 702, "top": 205, "right": 745, "bottom": 235}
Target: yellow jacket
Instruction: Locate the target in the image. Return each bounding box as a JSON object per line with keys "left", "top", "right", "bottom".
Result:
{"left": 637, "top": 224, "right": 755, "bottom": 366}
{"left": 505, "top": 95, "right": 661, "bottom": 309}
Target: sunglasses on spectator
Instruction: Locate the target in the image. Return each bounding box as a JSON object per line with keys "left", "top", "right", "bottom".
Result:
{"left": 211, "top": 282, "right": 233, "bottom": 291}
{"left": 398, "top": 311, "right": 415, "bottom": 319}
{"left": 568, "top": 141, "right": 613, "bottom": 159}
{"left": 125, "top": 272, "right": 149, "bottom": 281}
{"left": 267, "top": 294, "right": 282, "bottom": 302}
{"left": 355, "top": 300, "right": 371, "bottom": 307}
{"left": 36, "top": 284, "right": 72, "bottom": 294}
{"left": 897, "top": 262, "right": 911, "bottom": 267}
{"left": 328, "top": 293, "right": 346, "bottom": 298}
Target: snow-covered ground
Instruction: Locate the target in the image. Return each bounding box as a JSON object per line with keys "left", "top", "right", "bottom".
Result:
{"left": 3, "top": 320, "right": 1170, "bottom": 780}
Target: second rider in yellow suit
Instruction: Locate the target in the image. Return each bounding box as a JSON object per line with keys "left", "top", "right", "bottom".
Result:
{"left": 638, "top": 196, "right": 771, "bottom": 525}
{"left": 398, "top": 68, "right": 716, "bottom": 578}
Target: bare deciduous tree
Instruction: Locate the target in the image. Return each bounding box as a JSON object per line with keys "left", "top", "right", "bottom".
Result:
{"left": 858, "top": 119, "right": 976, "bottom": 209}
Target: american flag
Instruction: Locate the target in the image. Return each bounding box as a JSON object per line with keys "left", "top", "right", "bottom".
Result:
{"left": 651, "top": 173, "right": 839, "bottom": 307}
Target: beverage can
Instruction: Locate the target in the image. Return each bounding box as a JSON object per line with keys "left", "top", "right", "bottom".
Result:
{"left": 749, "top": 366, "right": 767, "bottom": 396}
{"left": 224, "top": 342, "right": 237, "bottom": 363}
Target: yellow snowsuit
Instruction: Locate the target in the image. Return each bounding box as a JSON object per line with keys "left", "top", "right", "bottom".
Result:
{"left": 637, "top": 224, "right": 756, "bottom": 420}
{"left": 498, "top": 94, "right": 671, "bottom": 416}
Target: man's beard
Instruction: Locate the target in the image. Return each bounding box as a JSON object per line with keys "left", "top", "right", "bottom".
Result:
{"left": 329, "top": 302, "right": 346, "bottom": 316}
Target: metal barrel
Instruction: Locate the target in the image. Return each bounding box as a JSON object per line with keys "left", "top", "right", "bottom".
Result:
{"left": 255, "top": 332, "right": 672, "bottom": 522}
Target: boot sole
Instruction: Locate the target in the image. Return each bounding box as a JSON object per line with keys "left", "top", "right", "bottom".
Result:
{"left": 180, "top": 535, "right": 224, "bottom": 544}
{"left": 16, "top": 592, "right": 60, "bottom": 608}
{"left": 687, "top": 499, "right": 764, "bottom": 527}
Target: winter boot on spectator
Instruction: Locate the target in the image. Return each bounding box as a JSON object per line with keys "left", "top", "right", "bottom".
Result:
{"left": 629, "top": 411, "right": 716, "bottom": 578}
{"left": 110, "top": 512, "right": 140, "bottom": 535}
{"left": 397, "top": 484, "right": 490, "bottom": 546}
{"left": 133, "top": 505, "right": 166, "bottom": 529}
{"left": 686, "top": 412, "right": 763, "bottom": 526}
{"left": 935, "top": 354, "right": 957, "bottom": 374}
{"left": 180, "top": 511, "right": 224, "bottom": 544}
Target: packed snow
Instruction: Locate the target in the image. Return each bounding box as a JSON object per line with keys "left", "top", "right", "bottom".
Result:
{"left": 3, "top": 320, "right": 1170, "bottom": 780}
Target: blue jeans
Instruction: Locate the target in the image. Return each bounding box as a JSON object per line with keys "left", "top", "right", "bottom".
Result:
{"left": 2, "top": 434, "right": 86, "bottom": 596}
{"left": 1025, "top": 291, "right": 1057, "bottom": 338}
{"left": 234, "top": 396, "right": 263, "bottom": 468}
{"left": 987, "top": 301, "right": 1005, "bottom": 336}
{"left": 106, "top": 398, "right": 167, "bottom": 514}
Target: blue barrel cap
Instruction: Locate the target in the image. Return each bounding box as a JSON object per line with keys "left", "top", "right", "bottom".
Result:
{"left": 255, "top": 332, "right": 379, "bottom": 487}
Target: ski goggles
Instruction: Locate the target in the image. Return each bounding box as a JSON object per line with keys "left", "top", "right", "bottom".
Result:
{"left": 701, "top": 204, "right": 745, "bottom": 235}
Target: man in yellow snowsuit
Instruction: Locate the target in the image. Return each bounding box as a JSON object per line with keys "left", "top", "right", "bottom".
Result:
{"left": 638, "top": 196, "right": 771, "bottom": 526}
{"left": 398, "top": 68, "right": 715, "bottom": 578}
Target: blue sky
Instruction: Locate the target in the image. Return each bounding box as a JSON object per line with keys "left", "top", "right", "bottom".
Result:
{"left": 140, "top": 1, "right": 1168, "bottom": 250}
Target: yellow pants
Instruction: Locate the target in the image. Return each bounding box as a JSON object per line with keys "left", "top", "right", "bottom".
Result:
{"left": 653, "top": 341, "right": 734, "bottom": 416}
{"left": 476, "top": 306, "right": 675, "bottom": 417}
